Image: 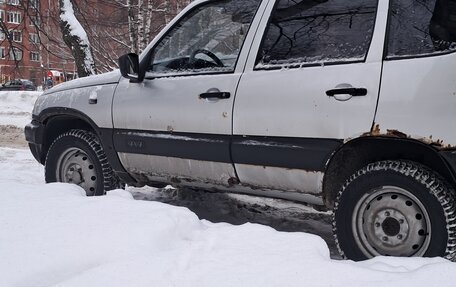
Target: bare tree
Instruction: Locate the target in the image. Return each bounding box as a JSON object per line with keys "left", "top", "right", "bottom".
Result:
{"left": 0, "top": 0, "right": 191, "bottom": 81}
{"left": 69, "top": 0, "right": 191, "bottom": 72}
{"left": 107, "top": 0, "right": 190, "bottom": 53}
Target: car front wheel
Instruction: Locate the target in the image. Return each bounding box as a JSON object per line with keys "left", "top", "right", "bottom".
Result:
{"left": 45, "top": 129, "right": 122, "bottom": 195}
{"left": 333, "top": 160, "right": 456, "bottom": 261}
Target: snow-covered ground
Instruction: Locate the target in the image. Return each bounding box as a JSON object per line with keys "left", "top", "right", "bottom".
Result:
{"left": 0, "top": 91, "right": 41, "bottom": 127}
{"left": 1, "top": 91, "right": 456, "bottom": 286}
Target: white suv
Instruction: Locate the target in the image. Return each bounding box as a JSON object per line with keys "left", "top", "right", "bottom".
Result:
{"left": 25, "top": 0, "right": 456, "bottom": 261}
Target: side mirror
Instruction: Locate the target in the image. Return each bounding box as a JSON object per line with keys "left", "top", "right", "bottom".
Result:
{"left": 119, "top": 53, "right": 145, "bottom": 83}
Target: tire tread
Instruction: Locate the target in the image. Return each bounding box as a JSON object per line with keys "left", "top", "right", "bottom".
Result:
{"left": 332, "top": 160, "right": 456, "bottom": 261}
{"left": 45, "top": 129, "right": 122, "bottom": 193}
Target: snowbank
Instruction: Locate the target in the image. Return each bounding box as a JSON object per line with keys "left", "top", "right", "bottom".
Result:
{"left": 1, "top": 182, "right": 456, "bottom": 287}
{"left": 0, "top": 91, "right": 41, "bottom": 127}
{"left": 0, "top": 147, "right": 44, "bottom": 185}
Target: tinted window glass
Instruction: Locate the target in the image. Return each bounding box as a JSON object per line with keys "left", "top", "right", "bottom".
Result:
{"left": 256, "top": 0, "right": 378, "bottom": 68}
{"left": 387, "top": 0, "right": 456, "bottom": 59}
{"left": 149, "top": 0, "right": 260, "bottom": 76}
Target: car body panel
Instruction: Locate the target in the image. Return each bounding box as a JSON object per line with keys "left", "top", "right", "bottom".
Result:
{"left": 33, "top": 84, "right": 116, "bottom": 129}
{"left": 375, "top": 54, "right": 456, "bottom": 148}
{"left": 112, "top": 0, "right": 269, "bottom": 186}
{"left": 42, "top": 70, "right": 122, "bottom": 95}
{"left": 231, "top": 0, "right": 387, "bottom": 194}
{"left": 113, "top": 74, "right": 239, "bottom": 134}
{"left": 112, "top": 74, "right": 240, "bottom": 186}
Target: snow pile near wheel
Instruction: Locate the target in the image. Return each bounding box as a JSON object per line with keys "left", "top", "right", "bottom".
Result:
{"left": 0, "top": 91, "right": 41, "bottom": 127}
{"left": 1, "top": 183, "right": 456, "bottom": 287}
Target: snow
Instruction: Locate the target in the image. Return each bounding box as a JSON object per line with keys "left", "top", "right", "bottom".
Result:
{"left": 1, "top": 91, "right": 456, "bottom": 286}
{"left": 0, "top": 147, "right": 44, "bottom": 185}
{"left": 255, "top": 56, "right": 365, "bottom": 70}
{"left": 0, "top": 149, "right": 455, "bottom": 287}
{"left": 0, "top": 91, "right": 41, "bottom": 127}
{"left": 227, "top": 193, "right": 331, "bottom": 215}
{"left": 1, "top": 174, "right": 456, "bottom": 286}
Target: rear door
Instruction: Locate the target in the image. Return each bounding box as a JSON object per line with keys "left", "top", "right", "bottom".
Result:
{"left": 112, "top": 0, "right": 265, "bottom": 186}
{"left": 376, "top": 0, "right": 456, "bottom": 145}
{"left": 233, "top": 0, "right": 388, "bottom": 196}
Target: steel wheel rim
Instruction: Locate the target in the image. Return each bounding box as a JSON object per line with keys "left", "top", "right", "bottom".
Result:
{"left": 56, "top": 147, "right": 98, "bottom": 196}
{"left": 352, "top": 186, "right": 431, "bottom": 257}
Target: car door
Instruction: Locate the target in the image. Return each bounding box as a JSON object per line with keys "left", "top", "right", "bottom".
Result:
{"left": 2, "top": 81, "right": 15, "bottom": 91}
{"left": 112, "top": 0, "right": 265, "bottom": 186}
{"left": 232, "top": 0, "right": 388, "bottom": 196}
{"left": 376, "top": 0, "right": 456, "bottom": 145}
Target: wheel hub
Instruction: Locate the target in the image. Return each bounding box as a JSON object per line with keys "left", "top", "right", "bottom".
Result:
{"left": 373, "top": 208, "right": 409, "bottom": 246}
{"left": 65, "top": 164, "right": 84, "bottom": 184}
{"left": 352, "top": 186, "right": 431, "bottom": 257}
{"left": 381, "top": 216, "right": 401, "bottom": 237}
{"left": 56, "top": 147, "right": 98, "bottom": 196}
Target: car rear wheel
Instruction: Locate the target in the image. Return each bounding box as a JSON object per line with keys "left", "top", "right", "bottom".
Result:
{"left": 333, "top": 160, "right": 456, "bottom": 261}
{"left": 45, "top": 129, "right": 122, "bottom": 195}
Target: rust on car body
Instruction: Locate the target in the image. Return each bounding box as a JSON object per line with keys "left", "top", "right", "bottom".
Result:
{"left": 358, "top": 123, "right": 456, "bottom": 150}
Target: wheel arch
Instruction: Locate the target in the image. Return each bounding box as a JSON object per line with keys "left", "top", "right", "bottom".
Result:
{"left": 36, "top": 107, "right": 138, "bottom": 185}
{"left": 37, "top": 108, "right": 99, "bottom": 164}
{"left": 322, "top": 136, "right": 456, "bottom": 209}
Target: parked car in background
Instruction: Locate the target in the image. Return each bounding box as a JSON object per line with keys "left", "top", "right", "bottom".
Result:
{"left": 25, "top": 0, "right": 456, "bottom": 261}
{"left": 0, "top": 79, "right": 37, "bottom": 91}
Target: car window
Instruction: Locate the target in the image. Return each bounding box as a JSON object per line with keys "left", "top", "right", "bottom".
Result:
{"left": 148, "top": 0, "right": 261, "bottom": 76}
{"left": 386, "top": 0, "right": 456, "bottom": 59}
{"left": 255, "top": 0, "right": 378, "bottom": 69}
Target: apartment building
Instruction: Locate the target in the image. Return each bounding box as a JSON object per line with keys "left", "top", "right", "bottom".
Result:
{"left": 0, "top": 0, "right": 191, "bottom": 87}
{"left": 0, "top": 0, "right": 74, "bottom": 86}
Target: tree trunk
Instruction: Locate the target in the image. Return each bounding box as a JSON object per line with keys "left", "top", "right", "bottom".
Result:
{"left": 137, "top": 0, "right": 146, "bottom": 52}
{"left": 143, "top": 0, "right": 153, "bottom": 50}
{"left": 59, "top": 0, "right": 96, "bottom": 77}
{"left": 128, "top": 0, "right": 139, "bottom": 53}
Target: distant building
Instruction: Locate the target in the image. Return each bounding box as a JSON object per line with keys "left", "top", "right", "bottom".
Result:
{"left": 0, "top": 0, "right": 76, "bottom": 86}
{"left": 0, "top": 0, "right": 190, "bottom": 87}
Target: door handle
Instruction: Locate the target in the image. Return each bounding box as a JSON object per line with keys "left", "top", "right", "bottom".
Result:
{"left": 326, "top": 87, "right": 367, "bottom": 97}
{"left": 326, "top": 84, "right": 367, "bottom": 101}
{"left": 199, "top": 91, "right": 231, "bottom": 99}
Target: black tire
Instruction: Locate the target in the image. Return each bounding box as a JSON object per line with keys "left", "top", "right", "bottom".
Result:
{"left": 45, "top": 129, "right": 122, "bottom": 196}
{"left": 333, "top": 160, "right": 456, "bottom": 261}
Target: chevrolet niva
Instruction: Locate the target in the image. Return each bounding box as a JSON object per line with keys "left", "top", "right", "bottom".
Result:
{"left": 25, "top": 0, "right": 456, "bottom": 260}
